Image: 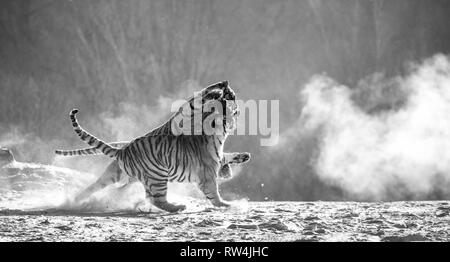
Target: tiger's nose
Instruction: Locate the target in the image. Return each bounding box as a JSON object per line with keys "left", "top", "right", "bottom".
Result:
{"left": 223, "top": 90, "right": 235, "bottom": 100}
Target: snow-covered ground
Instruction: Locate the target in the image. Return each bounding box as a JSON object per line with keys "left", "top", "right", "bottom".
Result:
{"left": 1, "top": 201, "right": 449, "bottom": 242}
{"left": 1, "top": 162, "right": 450, "bottom": 242}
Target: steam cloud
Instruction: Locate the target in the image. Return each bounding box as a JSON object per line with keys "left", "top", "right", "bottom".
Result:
{"left": 292, "top": 54, "right": 450, "bottom": 200}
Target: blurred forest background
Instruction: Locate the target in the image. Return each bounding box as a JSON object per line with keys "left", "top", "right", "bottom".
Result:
{"left": 1, "top": 0, "right": 450, "bottom": 201}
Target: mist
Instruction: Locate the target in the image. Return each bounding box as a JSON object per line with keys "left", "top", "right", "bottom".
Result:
{"left": 288, "top": 54, "right": 450, "bottom": 201}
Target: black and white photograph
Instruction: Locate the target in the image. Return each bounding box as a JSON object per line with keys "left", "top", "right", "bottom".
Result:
{"left": 1, "top": 0, "right": 450, "bottom": 249}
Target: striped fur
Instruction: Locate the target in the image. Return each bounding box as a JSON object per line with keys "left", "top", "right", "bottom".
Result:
{"left": 58, "top": 81, "right": 251, "bottom": 212}
{"left": 55, "top": 141, "right": 249, "bottom": 179}
{"left": 69, "top": 109, "right": 120, "bottom": 158}
{"left": 55, "top": 142, "right": 129, "bottom": 156}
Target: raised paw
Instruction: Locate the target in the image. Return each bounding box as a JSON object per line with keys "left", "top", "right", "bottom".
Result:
{"left": 231, "top": 152, "right": 251, "bottom": 164}
{"left": 154, "top": 202, "right": 186, "bottom": 213}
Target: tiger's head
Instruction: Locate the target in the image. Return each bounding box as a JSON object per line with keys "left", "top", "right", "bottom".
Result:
{"left": 0, "top": 147, "right": 15, "bottom": 167}
{"left": 173, "top": 81, "right": 239, "bottom": 136}
{"left": 201, "top": 80, "right": 239, "bottom": 131}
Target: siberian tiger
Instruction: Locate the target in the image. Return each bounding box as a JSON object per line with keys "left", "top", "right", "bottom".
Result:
{"left": 55, "top": 81, "right": 250, "bottom": 212}
{"left": 55, "top": 142, "right": 249, "bottom": 202}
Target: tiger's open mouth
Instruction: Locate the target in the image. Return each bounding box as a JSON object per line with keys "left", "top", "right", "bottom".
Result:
{"left": 221, "top": 93, "right": 239, "bottom": 132}
{"left": 227, "top": 98, "right": 239, "bottom": 116}
{"left": 222, "top": 85, "right": 239, "bottom": 116}
{"left": 193, "top": 80, "right": 241, "bottom": 133}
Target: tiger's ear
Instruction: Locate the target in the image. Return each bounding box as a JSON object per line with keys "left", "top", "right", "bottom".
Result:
{"left": 205, "top": 89, "right": 223, "bottom": 100}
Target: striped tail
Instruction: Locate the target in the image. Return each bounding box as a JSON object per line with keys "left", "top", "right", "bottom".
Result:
{"left": 67, "top": 109, "right": 119, "bottom": 158}
{"left": 55, "top": 142, "right": 129, "bottom": 157}
{"left": 55, "top": 148, "right": 99, "bottom": 156}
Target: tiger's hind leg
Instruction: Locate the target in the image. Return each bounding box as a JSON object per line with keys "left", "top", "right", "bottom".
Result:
{"left": 144, "top": 178, "right": 186, "bottom": 213}
{"left": 74, "top": 160, "right": 124, "bottom": 202}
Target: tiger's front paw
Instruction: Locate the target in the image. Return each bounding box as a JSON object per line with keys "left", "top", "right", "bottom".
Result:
{"left": 231, "top": 152, "right": 251, "bottom": 164}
